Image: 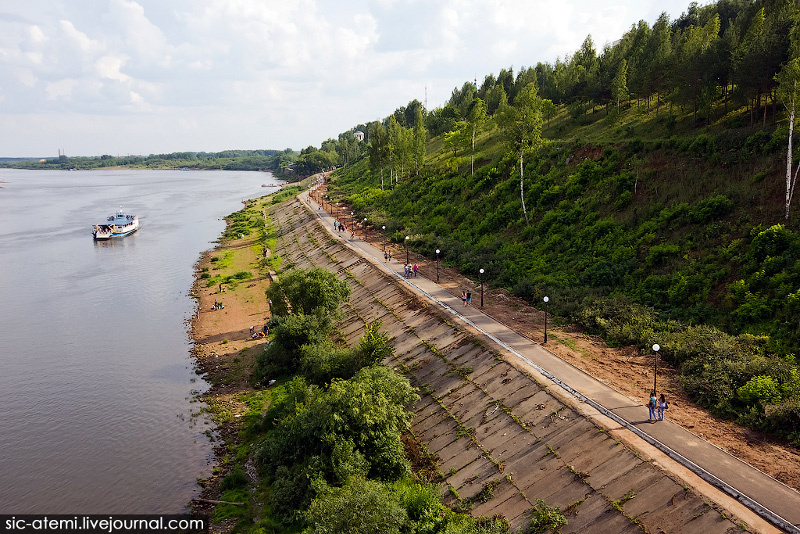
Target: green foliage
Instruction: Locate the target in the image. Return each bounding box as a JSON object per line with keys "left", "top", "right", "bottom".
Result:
{"left": 266, "top": 267, "right": 351, "bottom": 317}
{"left": 390, "top": 479, "right": 447, "bottom": 534}
{"left": 219, "top": 466, "right": 249, "bottom": 492}
{"left": 529, "top": 499, "right": 567, "bottom": 534}
{"left": 304, "top": 477, "right": 408, "bottom": 534}
{"left": 255, "top": 313, "right": 332, "bottom": 378}
{"left": 738, "top": 375, "right": 782, "bottom": 406}
{"left": 254, "top": 367, "right": 419, "bottom": 522}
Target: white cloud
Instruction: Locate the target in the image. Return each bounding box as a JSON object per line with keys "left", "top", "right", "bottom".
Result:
{"left": 95, "top": 55, "right": 130, "bottom": 82}
{"left": 0, "top": 0, "right": 698, "bottom": 156}
{"left": 45, "top": 78, "right": 76, "bottom": 100}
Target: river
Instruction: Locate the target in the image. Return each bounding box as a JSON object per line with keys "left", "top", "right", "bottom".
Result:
{"left": 0, "top": 168, "right": 281, "bottom": 513}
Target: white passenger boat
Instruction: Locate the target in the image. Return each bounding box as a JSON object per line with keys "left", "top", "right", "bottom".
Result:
{"left": 92, "top": 207, "right": 139, "bottom": 240}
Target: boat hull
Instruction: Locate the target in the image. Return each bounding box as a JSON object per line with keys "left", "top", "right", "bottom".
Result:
{"left": 92, "top": 208, "right": 139, "bottom": 240}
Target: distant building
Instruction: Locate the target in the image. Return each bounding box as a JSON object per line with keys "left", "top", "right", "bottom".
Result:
{"left": 353, "top": 130, "right": 364, "bottom": 142}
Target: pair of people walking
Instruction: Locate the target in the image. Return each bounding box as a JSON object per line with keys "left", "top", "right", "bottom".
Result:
{"left": 461, "top": 289, "right": 472, "bottom": 306}
{"left": 648, "top": 391, "right": 668, "bottom": 422}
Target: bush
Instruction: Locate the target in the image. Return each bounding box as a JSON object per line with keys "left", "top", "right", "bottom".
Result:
{"left": 764, "top": 400, "right": 800, "bottom": 445}
{"left": 219, "top": 467, "right": 248, "bottom": 491}
{"left": 529, "top": 499, "right": 567, "bottom": 534}
{"left": 305, "top": 477, "right": 407, "bottom": 534}
{"left": 738, "top": 375, "right": 782, "bottom": 407}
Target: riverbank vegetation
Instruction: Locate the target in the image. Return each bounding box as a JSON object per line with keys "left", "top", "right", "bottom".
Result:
{"left": 195, "top": 198, "right": 520, "bottom": 532}
{"left": 216, "top": 267, "right": 517, "bottom": 532}
{"left": 303, "top": 0, "right": 800, "bottom": 446}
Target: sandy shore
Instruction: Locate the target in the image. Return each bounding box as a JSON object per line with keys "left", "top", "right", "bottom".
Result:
{"left": 187, "top": 198, "right": 273, "bottom": 515}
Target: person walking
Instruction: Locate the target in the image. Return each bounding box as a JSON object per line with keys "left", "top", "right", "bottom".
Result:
{"left": 384, "top": 251, "right": 388, "bottom": 262}
{"left": 657, "top": 394, "right": 668, "bottom": 420}
{"left": 412, "top": 263, "right": 418, "bottom": 277}
{"left": 648, "top": 391, "right": 657, "bottom": 422}
{"left": 466, "top": 289, "right": 472, "bottom": 306}
{"left": 461, "top": 290, "right": 467, "bottom": 305}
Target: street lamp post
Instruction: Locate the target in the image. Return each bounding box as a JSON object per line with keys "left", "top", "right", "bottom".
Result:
{"left": 405, "top": 236, "right": 410, "bottom": 265}
{"left": 435, "top": 249, "right": 440, "bottom": 282}
{"left": 543, "top": 296, "right": 549, "bottom": 343}
{"left": 479, "top": 268, "right": 485, "bottom": 307}
{"left": 382, "top": 226, "right": 386, "bottom": 252}
{"left": 652, "top": 344, "right": 660, "bottom": 395}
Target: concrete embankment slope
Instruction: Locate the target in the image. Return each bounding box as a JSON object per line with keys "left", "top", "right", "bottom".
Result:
{"left": 270, "top": 194, "right": 788, "bottom": 533}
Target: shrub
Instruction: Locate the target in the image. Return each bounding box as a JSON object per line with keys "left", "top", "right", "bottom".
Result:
{"left": 529, "top": 499, "right": 567, "bottom": 534}
{"left": 764, "top": 400, "right": 800, "bottom": 445}
{"left": 305, "top": 477, "right": 407, "bottom": 534}
{"left": 219, "top": 467, "right": 249, "bottom": 491}
{"left": 738, "top": 375, "right": 782, "bottom": 407}
{"left": 646, "top": 243, "right": 680, "bottom": 267}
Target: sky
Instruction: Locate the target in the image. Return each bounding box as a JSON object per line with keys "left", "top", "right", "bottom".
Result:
{"left": 0, "top": 0, "right": 698, "bottom": 158}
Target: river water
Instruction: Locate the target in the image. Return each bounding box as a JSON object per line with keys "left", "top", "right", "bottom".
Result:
{"left": 0, "top": 168, "right": 281, "bottom": 513}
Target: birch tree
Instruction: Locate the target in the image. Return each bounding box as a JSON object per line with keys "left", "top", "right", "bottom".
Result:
{"left": 467, "top": 98, "right": 487, "bottom": 176}
{"left": 412, "top": 106, "right": 426, "bottom": 176}
{"left": 367, "top": 121, "right": 388, "bottom": 191}
{"left": 497, "top": 83, "right": 543, "bottom": 225}
{"left": 776, "top": 57, "right": 800, "bottom": 220}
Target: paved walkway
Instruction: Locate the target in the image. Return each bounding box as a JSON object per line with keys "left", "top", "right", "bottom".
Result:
{"left": 301, "top": 190, "right": 800, "bottom": 533}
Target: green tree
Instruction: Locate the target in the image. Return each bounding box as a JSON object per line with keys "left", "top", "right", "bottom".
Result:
{"left": 367, "top": 121, "right": 389, "bottom": 190}
{"left": 777, "top": 57, "right": 800, "bottom": 220}
{"left": 540, "top": 98, "right": 556, "bottom": 128}
{"left": 612, "top": 58, "right": 629, "bottom": 111}
{"left": 305, "top": 477, "right": 407, "bottom": 534}
{"left": 266, "top": 267, "right": 351, "bottom": 317}
{"left": 497, "top": 82, "right": 543, "bottom": 225}
{"left": 387, "top": 115, "right": 403, "bottom": 187}
{"left": 413, "top": 105, "right": 427, "bottom": 176}
{"left": 467, "top": 98, "right": 487, "bottom": 176}
{"left": 776, "top": 13, "right": 800, "bottom": 220}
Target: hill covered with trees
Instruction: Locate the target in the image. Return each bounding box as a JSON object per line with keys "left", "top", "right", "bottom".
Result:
{"left": 315, "top": 0, "right": 800, "bottom": 444}
{"left": 0, "top": 147, "right": 342, "bottom": 179}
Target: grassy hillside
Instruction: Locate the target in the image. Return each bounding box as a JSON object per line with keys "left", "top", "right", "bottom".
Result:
{"left": 329, "top": 99, "right": 800, "bottom": 444}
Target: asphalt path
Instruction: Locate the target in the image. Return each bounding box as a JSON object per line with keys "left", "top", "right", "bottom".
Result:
{"left": 301, "top": 189, "right": 800, "bottom": 533}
